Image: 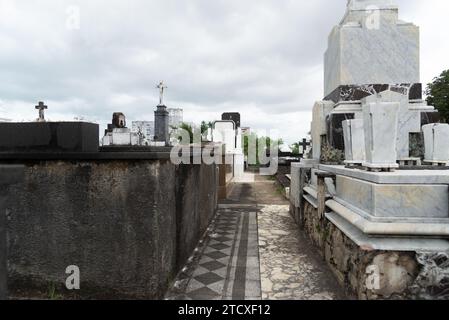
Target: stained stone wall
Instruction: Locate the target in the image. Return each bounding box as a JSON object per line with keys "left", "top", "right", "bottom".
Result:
{"left": 300, "top": 200, "right": 449, "bottom": 300}
{"left": 3, "top": 158, "right": 218, "bottom": 299}
{"left": 302, "top": 202, "right": 421, "bottom": 299}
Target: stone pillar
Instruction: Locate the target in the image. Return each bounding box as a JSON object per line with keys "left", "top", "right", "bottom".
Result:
{"left": 311, "top": 101, "right": 334, "bottom": 161}
{"left": 423, "top": 123, "right": 449, "bottom": 164}
{"left": 154, "top": 105, "right": 169, "bottom": 146}
{"left": 362, "top": 92, "right": 400, "bottom": 170}
{"left": 342, "top": 119, "right": 366, "bottom": 166}
{"left": 0, "top": 165, "right": 24, "bottom": 300}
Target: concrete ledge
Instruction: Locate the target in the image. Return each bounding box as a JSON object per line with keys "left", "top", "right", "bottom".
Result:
{"left": 326, "top": 212, "right": 449, "bottom": 252}
{"left": 303, "top": 186, "right": 318, "bottom": 200}
{"left": 332, "top": 196, "right": 449, "bottom": 224}
{"left": 0, "top": 152, "right": 174, "bottom": 161}
{"left": 326, "top": 199, "right": 449, "bottom": 236}
{"left": 303, "top": 194, "right": 318, "bottom": 209}
{"left": 318, "top": 164, "right": 449, "bottom": 184}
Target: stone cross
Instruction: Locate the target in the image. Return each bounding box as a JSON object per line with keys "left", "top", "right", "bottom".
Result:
{"left": 35, "top": 101, "right": 48, "bottom": 122}
{"left": 299, "top": 138, "right": 311, "bottom": 157}
{"left": 156, "top": 81, "right": 168, "bottom": 106}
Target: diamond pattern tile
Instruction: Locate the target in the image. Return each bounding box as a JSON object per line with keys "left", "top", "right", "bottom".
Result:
{"left": 210, "top": 243, "right": 230, "bottom": 251}
{"left": 195, "top": 272, "right": 224, "bottom": 286}
{"left": 205, "top": 251, "right": 228, "bottom": 260}
{"left": 201, "top": 260, "right": 226, "bottom": 271}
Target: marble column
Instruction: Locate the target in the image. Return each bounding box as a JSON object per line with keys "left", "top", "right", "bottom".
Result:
{"left": 343, "top": 119, "right": 366, "bottom": 165}
{"left": 362, "top": 92, "right": 400, "bottom": 169}
{"left": 423, "top": 123, "right": 449, "bottom": 163}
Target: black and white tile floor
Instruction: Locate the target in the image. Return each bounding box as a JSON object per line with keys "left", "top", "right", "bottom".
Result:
{"left": 166, "top": 206, "right": 261, "bottom": 300}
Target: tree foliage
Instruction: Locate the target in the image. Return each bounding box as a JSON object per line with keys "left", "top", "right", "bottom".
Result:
{"left": 426, "top": 69, "right": 449, "bottom": 122}
{"left": 290, "top": 143, "right": 300, "bottom": 155}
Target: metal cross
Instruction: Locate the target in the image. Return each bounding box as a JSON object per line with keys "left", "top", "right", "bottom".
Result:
{"left": 156, "top": 81, "right": 168, "bottom": 106}
{"left": 35, "top": 101, "right": 48, "bottom": 122}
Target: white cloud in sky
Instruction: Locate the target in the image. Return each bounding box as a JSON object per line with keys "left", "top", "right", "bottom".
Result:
{"left": 0, "top": 0, "right": 448, "bottom": 144}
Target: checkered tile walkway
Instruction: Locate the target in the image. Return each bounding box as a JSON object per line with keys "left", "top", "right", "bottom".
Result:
{"left": 166, "top": 206, "right": 261, "bottom": 300}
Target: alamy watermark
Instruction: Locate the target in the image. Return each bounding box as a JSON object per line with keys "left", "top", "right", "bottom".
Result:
{"left": 365, "top": 264, "right": 381, "bottom": 291}
{"left": 170, "top": 128, "right": 279, "bottom": 175}
{"left": 65, "top": 265, "right": 80, "bottom": 290}
{"left": 66, "top": 5, "right": 81, "bottom": 30}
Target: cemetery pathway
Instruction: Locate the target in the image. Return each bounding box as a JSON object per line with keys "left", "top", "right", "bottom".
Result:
{"left": 166, "top": 173, "right": 345, "bottom": 300}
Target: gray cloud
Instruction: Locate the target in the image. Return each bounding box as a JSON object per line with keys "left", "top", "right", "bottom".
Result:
{"left": 0, "top": 0, "right": 448, "bottom": 144}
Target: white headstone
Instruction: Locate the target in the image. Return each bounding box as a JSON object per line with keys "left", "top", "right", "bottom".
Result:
{"left": 212, "top": 121, "right": 236, "bottom": 153}
{"left": 311, "top": 101, "right": 334, "bottom": 160}
{"left": 343, "top": 119, "right": 366, "bottom": 164}
{"left": 362, "top": 92, "right": 400, "bottom": 169}
{"left": 423, "top": 123, "right": 449, "bottom": 163}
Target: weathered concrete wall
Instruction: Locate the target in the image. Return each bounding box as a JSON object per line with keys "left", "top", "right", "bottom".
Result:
{"left": 0, "top": 165, "right": 25, "bottom": 300}
{"left": 4, "top": 159, "right": 218, "bottom": 299}
{"left": 302, "top": 202, "right": 420, "bottom": 300}
{"left": 0, "top": 189, "right": 5, "bottom": 300}
{"left": 175, "top": 163, "right": 218, "bottom": 270}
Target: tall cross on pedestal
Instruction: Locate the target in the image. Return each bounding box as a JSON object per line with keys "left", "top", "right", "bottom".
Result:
{"left": 35, "top": 101, "right": 48, "bottom": 122}
{"left": 156, "top": 81, "right": 168, "bottom": 106}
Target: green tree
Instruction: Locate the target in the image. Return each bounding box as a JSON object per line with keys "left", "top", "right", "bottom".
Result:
{"left": 291, "top": 142, "right": 300, "bottom": 155}
{"left": 426, "top": 69, "right": 449, "bottom": 122}
{"left": 178, "top": 122, "right": 193, "bottom": 144}
{"left": 201, "top": 121, "right": 213, "bottom": 135}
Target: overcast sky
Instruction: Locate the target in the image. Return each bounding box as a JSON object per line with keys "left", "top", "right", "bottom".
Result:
{"left": 0, "top": 0, "right": 448, "bottom": 144}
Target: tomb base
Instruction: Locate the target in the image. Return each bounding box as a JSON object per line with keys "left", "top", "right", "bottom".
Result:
{"left": 291, "top": 164, "right": 449, "bottom": 299}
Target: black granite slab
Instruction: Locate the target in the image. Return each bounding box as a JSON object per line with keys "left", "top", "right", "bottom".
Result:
{"left": 324, "top": 83, "right": 422, "bottom": 103}
{"left": 222, "top": 113, "right": 241, "bottom": 128}
{"left": 0, "top": 122, "right": 99, "bottom": 153}
{"left": 421, "top": 111, "right": 441, "bottom": 126}
{"left": 327, "top": 113, "right": 354, "bottom": 151}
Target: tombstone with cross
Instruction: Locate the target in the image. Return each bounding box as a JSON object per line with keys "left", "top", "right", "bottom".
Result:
{"left": 35, "top": 101, "right": 48, "bottom": 122}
